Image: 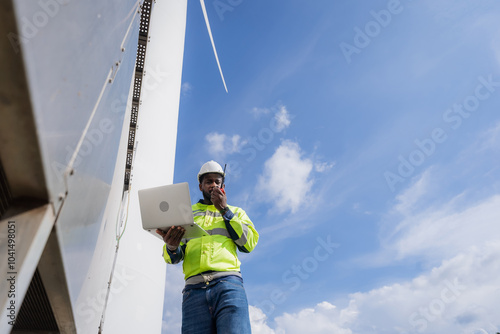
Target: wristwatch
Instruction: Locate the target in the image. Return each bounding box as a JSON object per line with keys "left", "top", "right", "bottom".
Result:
{"left": 219, "top": 206, "right": 229, "bottom": 215}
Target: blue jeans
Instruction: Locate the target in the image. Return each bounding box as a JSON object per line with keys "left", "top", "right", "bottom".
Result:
{"left": 181, "top": 276, "right": 251, "bottom": 334}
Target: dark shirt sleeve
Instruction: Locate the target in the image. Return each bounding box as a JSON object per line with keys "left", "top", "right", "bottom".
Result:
{"left": 163, "top": 243, "right": 186, "bottom": 264}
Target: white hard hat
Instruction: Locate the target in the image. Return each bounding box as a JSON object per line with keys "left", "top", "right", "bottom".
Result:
{"left": 198, "top": 160, "right": 225, "bottom": 183}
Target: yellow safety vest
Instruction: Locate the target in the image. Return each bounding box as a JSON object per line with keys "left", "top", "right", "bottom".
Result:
{"left": 162, "top": 202, "right": 259, "bottom": 280}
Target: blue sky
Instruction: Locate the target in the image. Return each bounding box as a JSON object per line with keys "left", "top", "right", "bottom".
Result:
{"left": 163, "top": 1, "right": 500, "bottom": 333}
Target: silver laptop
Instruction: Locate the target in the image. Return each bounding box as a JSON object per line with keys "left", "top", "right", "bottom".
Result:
{"left": 138, "top": 182, "right": 208, "bottom": 241}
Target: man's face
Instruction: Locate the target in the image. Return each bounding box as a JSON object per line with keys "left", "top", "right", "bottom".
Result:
{"left": 199, "top": 173, "right": 224, "bottom": 202}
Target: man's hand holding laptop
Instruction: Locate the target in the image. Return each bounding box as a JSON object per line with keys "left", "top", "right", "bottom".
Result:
{"left": 156, "top": 226, "right": 185, "bottom": 251}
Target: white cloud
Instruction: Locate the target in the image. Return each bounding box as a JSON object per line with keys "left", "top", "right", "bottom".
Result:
{"left": 250, "top": 121, "right": 500, "bottom": 334}
{"left": 250, "top": 104, "right": 291, "bottom": 130}
{"left": 250, "top": 306, "right": 275, "bottom": 334}
{"left": 392, "top": 194, "right": 500, "bottom": 261}
{"left": 376, "top": 165, "right": 500, "bottom": 262}
{"left": 377, "top": 119, "right": 500, "bottom": 262}
{"left": 181, "top": 82, "right": 192, "bottom": 96}
{"left": 392, "top": 168, "right": 433, "bottom": 216}
{"left": 251, "top": 107, "right": 271, "bottom": 118}
{"left": 257, "top": 140, "right": 313, "bottom": 213}
{"left": 273, "top": 302, "right": 353, "bottom": 334}
{"left": 250, "top": 302, "right": 353, "bottom": 334}
{"left": 205, "top": 132, "right": 243, "bottom": 157}
{"left": 314, "top": 161, "right": 335, "bottom": 173}
{"left": 273, "top": 105, "right": 291, "bottom": 132}
{"left": 250, "top": 242, "right": 500, "bottom": 334}
{"left": 476, "top": 121, "right": 500, "bottom": 153}
{"left": 347, "top": 242, "right": 500, "bottom": 334}
{"left": 230, "top": 135, "right": 242, "bottom": 152}
{"left": 206, "top": 132, "right": 226, "bottom": 155}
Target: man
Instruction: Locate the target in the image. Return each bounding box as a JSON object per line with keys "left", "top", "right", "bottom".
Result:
{"left": 156, "top": 160, "right": 259, "bottom": 334}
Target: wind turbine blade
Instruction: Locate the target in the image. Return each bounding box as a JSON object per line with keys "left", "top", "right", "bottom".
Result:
{"left": 200, "top": 0, "right": 228, "bottom": 92}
